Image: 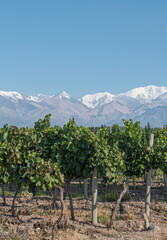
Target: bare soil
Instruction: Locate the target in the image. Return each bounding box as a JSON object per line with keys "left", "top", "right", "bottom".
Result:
{"left": 0, "top": 182, "right": 167, "bottom": 240}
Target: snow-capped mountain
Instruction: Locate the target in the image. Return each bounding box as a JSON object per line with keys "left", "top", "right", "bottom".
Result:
{"left": 0, "top": 90, "right": 23, "bottom": 100}
{"left": 79, "top": 85, "right": 167, "bottom": 108}
{"left": 119, "top": 85, "right": 167, "bottom": 100}
{"left": 0, "top": 86, "right": 167, "bottom": 128}
{"left": 55, "top": 91, "right": 71, "bottom": 99}
{"left": 26, "top": 94, "right": 51, "bottom": 102}
{"left": 26, "top": 91, "right": 71, "bottom": 102}
{"left": 78, "top": 92, "right": 114, "bottom": 108}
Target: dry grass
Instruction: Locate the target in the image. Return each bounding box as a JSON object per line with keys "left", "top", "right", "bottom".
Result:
{"left": 116, "top": 212, "right": 134, "bottom": 221}
{"left": 0, "top": 191, "right": 167, "bottom": 239}
{"left": 56, "top": 229, "right": 91, "bottom": 240}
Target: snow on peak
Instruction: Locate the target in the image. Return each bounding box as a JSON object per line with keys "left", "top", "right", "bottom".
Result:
{"left": 119, "top": 85, "right": 167, "bottom": 100}
{"left": 26, "top": 94, "right": 50, "bottom": 102}
{"left": 79, "top": 92, "right": 115, "bottom": 108}
{"left": 1, "top": 85, "right": 167, "bottom": 108}
{"left": 79, "top": 85, "right": 167, "bottom": 108}
{"left": 55, "top": 91, "right": 71, "bottom": 99}
{"left": 26, "top": 91, "right": 71, "bottom": 102}
{"left": 0, "top": 90, "right": 23, "bottom": 100}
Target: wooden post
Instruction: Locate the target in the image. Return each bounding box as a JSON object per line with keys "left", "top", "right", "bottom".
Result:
{"left": 126, "top": 176, "right": 129, "bottom": 194}
{"left": 164, "top": 174, "right": 167, "bottom": 193}
{"left": 92, "top": 167, "right": 98, "bottom": 225}
{"left": 1, "top": 185, "right": 6, "bottom": 206}
{"left": 145, "top": 134, "right": 154, "bottom": 217}
{"left": 84, "top": 179, "right": 88, "bottom": 199}
{"left": 79, "top": 179, "right": 82, "bottom": 193}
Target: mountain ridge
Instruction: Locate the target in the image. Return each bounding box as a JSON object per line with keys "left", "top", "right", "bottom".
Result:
{"left": 0, "top": 85, "right": 167, "bottom": 128}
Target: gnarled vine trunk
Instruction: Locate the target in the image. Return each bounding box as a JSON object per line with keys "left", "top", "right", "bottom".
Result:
{"left": 52, "top": 187, "right": 66, "bottom": 240}
{"left": 66, "top": 180, "right": 75, "bottom": 221}
{"left": 110, "top": 182, "right": 127, "bottom": 229}
{"left": 12, "top": 184, "right": 21, "bottom": 217}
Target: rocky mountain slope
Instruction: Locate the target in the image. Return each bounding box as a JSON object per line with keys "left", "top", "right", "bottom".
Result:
{"left": 0, "top": 85, "right": 167, "bottom": 128}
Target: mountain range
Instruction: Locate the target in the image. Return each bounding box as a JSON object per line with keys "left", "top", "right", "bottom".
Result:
{"left": 0, "top": 85, "right": 167, "bottom": 128}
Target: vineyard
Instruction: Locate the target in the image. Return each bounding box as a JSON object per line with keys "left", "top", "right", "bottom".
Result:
{"left": 0, "top": 114, "right": 167, "bottom": 240}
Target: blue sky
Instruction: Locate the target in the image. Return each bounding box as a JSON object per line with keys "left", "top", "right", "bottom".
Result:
{"left": 0, "top": 0, "right": 167, "bottom": 98}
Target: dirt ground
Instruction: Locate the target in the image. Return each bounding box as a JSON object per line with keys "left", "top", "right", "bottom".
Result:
{"left": 0, "top": 183, "right": 167, "bottom": 240}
